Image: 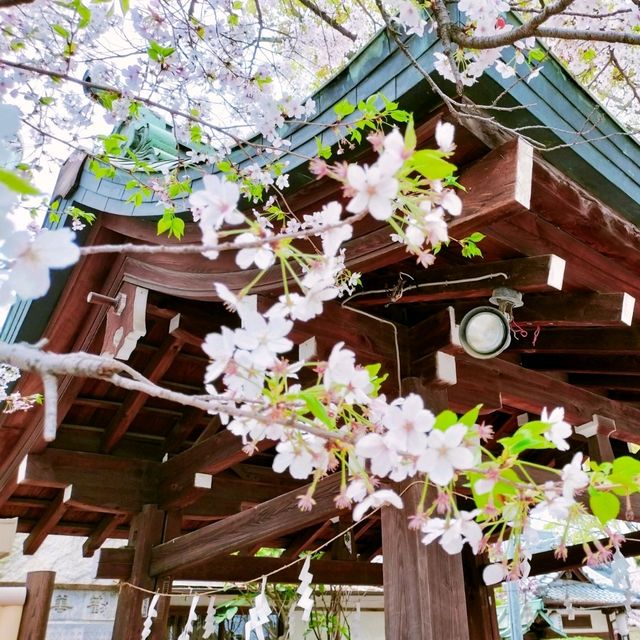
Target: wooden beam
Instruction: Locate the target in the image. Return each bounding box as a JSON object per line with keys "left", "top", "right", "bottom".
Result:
{"left": 150, "top": 474, "right": 344, "bottom": 576}
{"left": 515, "top": 292, "right": 634, "bottom": 327}
{"left": 150, "top": 510, "right": 183, "bottom": 640}
{"left": 17, "top": 449, "right": 157, "bottom": 513}
{"left": 454, "top": 357, "right": 640, "bottom": 445}
{"left": 452, "top": 292, "right": 635, "bottom": 327}
{"left": 531, "top": 159, "right": 640, "bottom": 291}
{"left": 407, "top": 308, "right": 460, "bottom": 362}
{"left": 524, "top": 531, "right": 640, "bottom": 578}
{"left": 17, "top": 571, "right": 55, "bottom": 640}
{"left": 101, "top": 333, "right": 184, "bottom": 453}
{"left": 508, "top": 327, "right": 640, "bottom": 354}
{"left": 569, "top": 374, "right": 640, "bottom": 390}
{"left": 83, "top": 513, "right": 128, "bottom": 557}
{"left": 355, "top": 254, "right": 565, "bottom": 307}
{"left": 163, "top": 406, "right": 204, "bottom": 453}
{"left": 522, "top": 354, "right": 640, "bottom": 374}
{"left": 97, "top": 547, "right": 383, "bottom": 584}
{"left": 343, "top": 138, "right": 534, "bottom": 275}
{"left": 23, "top": 486, "right": 72, "bottom": 555}
{"left": 159, "top": 430, "right": 275, "bottom": 510}
{"left": 281, "top": 520, "right": 334, "bottom": 558}
{"left": 98, "top": 281, "right": 148, "bottom": 360}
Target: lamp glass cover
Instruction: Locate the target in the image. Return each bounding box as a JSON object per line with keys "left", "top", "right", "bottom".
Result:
{"left": 464, "top": 311, "right": 508, "bottom": 354}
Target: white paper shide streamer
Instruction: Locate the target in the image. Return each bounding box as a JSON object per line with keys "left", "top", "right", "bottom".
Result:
{"left": 178, "top": 594, "right": 200, "bottom": 640}
{"left": 296, "top": 555, "right": 314, "bottom": 622}
{"left": 245, "top": 577, "right": 272, "bottom": 640}
{"left": 203, "top": 596, "right": 217, "bottom": 639}
{"left": 141, "top": 594, "right": 160, "bottom": 640}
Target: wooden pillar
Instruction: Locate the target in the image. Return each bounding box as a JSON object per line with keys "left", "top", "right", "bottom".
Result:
{"left": 462, "top": 547, "right": 500, "bottom": 640}
{"left": 382, "top": 482, "right": 470, "bottom": 639}
{"left": 382, "top": 379, "right": 470, "bottom": 640}
{"left": 17, "top": 571, "right": 55, "bottom": 640}
{"left": 112, "top": 505, "right": 164, "bottom": 640}
{"left": 149, "top": 510, "right": 182, "bottom": 640}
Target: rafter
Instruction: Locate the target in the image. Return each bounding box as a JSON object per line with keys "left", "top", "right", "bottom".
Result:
{"left": 101, "top": 333, "right": 184, "bottom": 453}
{"left": 83, "top": 513, "right": 128, "bottom": 557}
{"left": 23, "top": 486, "right": 72, "bottom": 555}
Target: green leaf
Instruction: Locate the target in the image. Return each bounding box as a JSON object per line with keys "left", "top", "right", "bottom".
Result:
{"left": 410, "top": 149, "right": 456, "bottom": 180}
{"left": 467, "top": 232, "right": 485, "bottom": 243}
{"left": 171, "top": 216, "right": 185, "bottom": 239}
{"left": 433, "top": 410, "right": 459, "bottom": 431}
{"left": 157, "top": 214, "right": 172, "bottom": 235}
{"left": 459, "top": 405, "right": 481, "bottom": 427}
{"left": 0, "top": 169, "right": 40, "bottom": 195}
{"left": 299, "top": 392, "right": 333, "bottom": 428}
{"left": 119, "top": 0, "right": 130, "bottom": 14}
{"left": 333, "top": 98, "right": 355, "bottom": 120}
{"left": 404, "top": 116, "right": 416, "bottom": 152}
{"left": 589, "top": 490, "right": 620, "bottom": 525}
{"left": 52, "top": 24, "right": 71, "bottom": 39}
{"left": 608, "top": 456, "right": 640, "bottom": 495}
{"left": 528, "top": 48, "right": 546, "bottom": 63}
{"left": 315, "top": 137, "right": 332, "bottom": 160}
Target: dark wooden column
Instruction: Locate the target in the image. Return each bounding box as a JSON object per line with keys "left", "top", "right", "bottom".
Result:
{"left": 149, "top": 510, "right": 182, "bottom": 640}
{"left": 382, "top": 378, "right": 470, "bottom": 640}
{"left": 462, "top": 547, "right": 500, "bottom": 640}
{"left": 17, "top": 571, "right": 55, "bottom": 640}
{"left": 112, "top": 505, "right": 164, "bottom": 640}
{"left": 381, "top": 482, "right": 470, "bottom": 639}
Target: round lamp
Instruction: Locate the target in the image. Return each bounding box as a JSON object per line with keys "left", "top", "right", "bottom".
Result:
{"left": 459, "top": 306, "right": 511, "bottom": 359}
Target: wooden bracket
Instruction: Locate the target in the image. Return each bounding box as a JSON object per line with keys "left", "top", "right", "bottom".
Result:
{"left": 97, "top": 282, "right": 148, "bottom": 360}
{"left": 575, "top": 415, "right": 616, "bottom": 463}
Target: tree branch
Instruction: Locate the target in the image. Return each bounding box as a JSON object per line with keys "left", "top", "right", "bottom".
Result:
{"left": 295, "top": 0, "right": 357, "bottom": 41}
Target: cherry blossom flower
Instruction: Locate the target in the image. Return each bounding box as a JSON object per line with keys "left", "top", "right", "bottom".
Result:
{"left": 435, "top": 121, "right": 456, "bottom": 154}
{"left": 530, "top": 482, "right": 575, "bottom": 521}
{"left": 541, "top": 406, "right": 572, "bottom": 450}
{"left": 482, "top": 563, "right": 506, "bottom": 586}
{"left": 352, "top": 489, "right": 403, "bottom": 521}
{"left": 202, "top": 327, "right": 236, "bottom": 382}
{"left": 384, "top": 393, "right": 435, "bottom": 452}
{"left": 324, "top": 342, "right": 374, "bottom": 404}
{"left": 3, "top": 228, "right": 80, "bottom": 300}
{"left": 273, "top": 435, "right": 329, "bottom": 479}
{"left": 355, "top": 432, "right": 399, "bottom": 478}
{"left": 345, "top": 164, "right": 398, "bottom": 221}
{"left": 396, "top": 0, "right": 427, "bottom": 38}
{"left": 190, "top": 174, "right": 244, "bottom": 228}
{"left": 234, "top": 232, "right": 276, "bottom": 270}
{"left": 305, "top": 202, "right": 353, "bottom": 257}
{"left": 561, "top": 452, "right": 589, "bottom": 498}
{"left": 234, "top": 312, "right": 293, "bottom": 369}
{"left": 421, "top": 510, "right": 483, "bottom": 554}
{"left": 416, "top": 423, "right": 475, "bottom": 485}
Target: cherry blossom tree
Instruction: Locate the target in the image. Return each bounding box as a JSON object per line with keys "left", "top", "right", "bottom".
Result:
{"left": 0, "top": 0, "right": 639, "bottom": 587}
